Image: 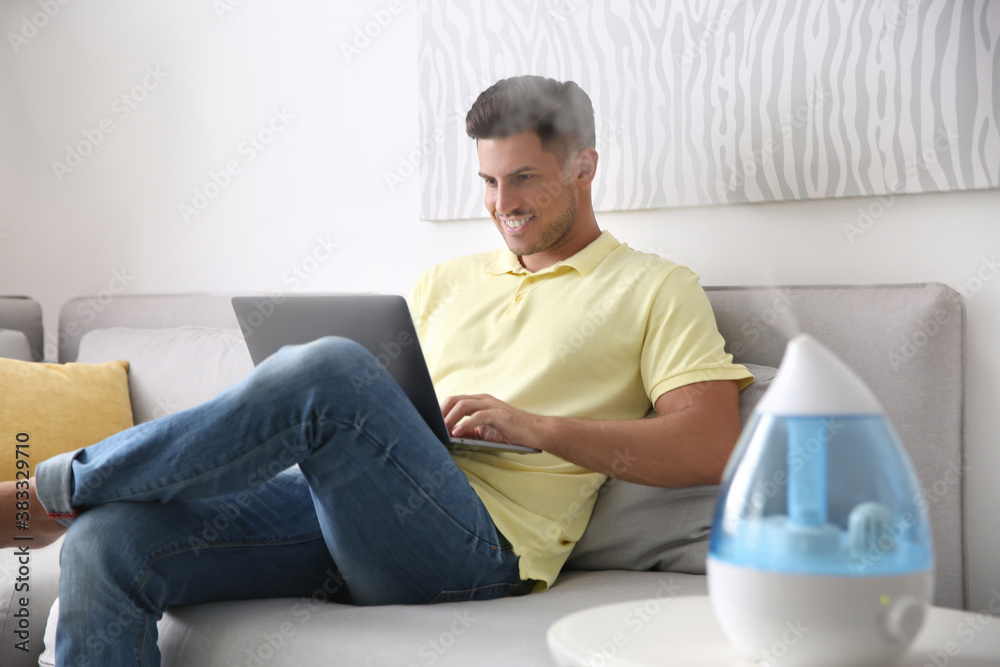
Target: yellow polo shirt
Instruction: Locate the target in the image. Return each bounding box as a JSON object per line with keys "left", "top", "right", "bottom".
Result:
{"left": 408, "top": 230, "right": 752, "bottom": 588}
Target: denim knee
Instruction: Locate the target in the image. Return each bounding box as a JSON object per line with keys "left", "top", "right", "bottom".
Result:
{"left": 255, "top": 336, "right": 391, "bottom": 399}
{"left": 60, "top": 502, "right": 186, "bottom": 614}
{"left": 295, "top": 336, "right": 372, "bottom": 370}
{"left": 267, "top": 336, "right": 373, "bottom": 379}
{"left": 59, "top": 505, "right": 140, "bottom": 609}
{"left": 60, "top": 504, "right": 145, "bottom": 580}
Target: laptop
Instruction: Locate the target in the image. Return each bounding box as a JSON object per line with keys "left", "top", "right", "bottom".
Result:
{"left": 231, "top": 295, "right": 540, "bottom": 454}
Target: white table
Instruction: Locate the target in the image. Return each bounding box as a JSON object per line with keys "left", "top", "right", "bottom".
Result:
{"left": 547, "top": 595, "right": 1000, "bottom": 666}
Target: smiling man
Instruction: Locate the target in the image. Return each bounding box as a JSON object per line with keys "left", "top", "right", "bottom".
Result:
{"left": 2, "top": 75, "right": 751, "bottom": 666}
{"left": 476, "top": 133, "right": 595, "bottom": 269}
{"left": 411, "top": 75, "right": 754, "bottom": 587}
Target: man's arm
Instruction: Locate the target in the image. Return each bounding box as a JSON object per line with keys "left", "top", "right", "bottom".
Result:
{"left": 441, "top": 379, "right": 742, "bottom": 487}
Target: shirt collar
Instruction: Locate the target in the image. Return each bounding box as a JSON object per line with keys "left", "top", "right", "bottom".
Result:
{"left": 485, "top": 230, "right": 620, "bottom": 277}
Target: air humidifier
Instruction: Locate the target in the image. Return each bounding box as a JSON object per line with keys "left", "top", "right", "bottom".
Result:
{"left": 707, "top": 334, "right": 934, "bottom": 667}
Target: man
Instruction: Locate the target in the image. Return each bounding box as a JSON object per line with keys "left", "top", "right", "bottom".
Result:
{"left": 2, "top": 75, "right": 751, "bottom": 665}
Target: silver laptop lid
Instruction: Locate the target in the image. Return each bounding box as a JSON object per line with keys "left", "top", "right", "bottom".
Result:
{"left": 232, "top": 294, "right": 454, "bottom": 446}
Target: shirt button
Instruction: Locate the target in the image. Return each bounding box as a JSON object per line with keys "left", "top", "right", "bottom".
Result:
{"left": 514, "top": 294, "right": 523, "bottom": 302}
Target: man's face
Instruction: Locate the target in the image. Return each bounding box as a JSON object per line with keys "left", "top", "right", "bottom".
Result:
{"left": 476, "top": 131, "right": 579, "bottom": 261}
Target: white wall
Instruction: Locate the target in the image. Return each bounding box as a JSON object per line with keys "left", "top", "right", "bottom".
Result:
{"left": 1, "top": 1, "right": 998, "bottom": 611}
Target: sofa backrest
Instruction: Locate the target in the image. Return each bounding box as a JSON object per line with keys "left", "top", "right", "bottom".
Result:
{"left": 705, "top": 283, "right": 966, "bottom": 608}
{"left": 58, "top": 294, "right": 241, "bottom": 363}
{"left": 60, "top": 295, "right": 253, "bottom": 425}
{"left": 0, "top": 295, "right": 44, "bottom": 361}
{"left": 57, "top": 284, "right": 967, "bottom": 609}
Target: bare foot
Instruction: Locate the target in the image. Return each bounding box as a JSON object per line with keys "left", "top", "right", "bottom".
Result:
{"left": 2, "top": 477, "right": 68, "bottom": 549}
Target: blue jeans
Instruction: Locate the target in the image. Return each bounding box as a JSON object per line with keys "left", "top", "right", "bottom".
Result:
{"left": 35, "top": 337, "right": 529, "bottom": 667}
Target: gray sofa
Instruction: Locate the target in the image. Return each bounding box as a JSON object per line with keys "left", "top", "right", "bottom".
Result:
{"left": 0, "top": 284, "right": 966, "bottom": 666}
{"left": 0, "top": 296, "right": 44, "bottom": 362}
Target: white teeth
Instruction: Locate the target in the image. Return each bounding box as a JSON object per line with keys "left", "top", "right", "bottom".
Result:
{"left": 503, "top": 217, "right": 532, "bottom": 229}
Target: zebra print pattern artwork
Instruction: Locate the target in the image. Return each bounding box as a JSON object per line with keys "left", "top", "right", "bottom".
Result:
{"left": 417, "top": 0, "right": 999, "bottom": 221}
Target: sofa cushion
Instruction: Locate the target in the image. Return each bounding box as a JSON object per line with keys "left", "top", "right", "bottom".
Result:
{"left": 564, "top": 364, "right": 776, "bottom": 573}
{"left": 76, "top": 326, "right": 254, "bottom": 424}
{"left": 0, "top": 329, "right": 32, "bottom": 361}
{"left": 39, "top": 569, "right": 709, "bottom": 667}
{"left": 0, "top": 358, "right": 133, "bottom": 482}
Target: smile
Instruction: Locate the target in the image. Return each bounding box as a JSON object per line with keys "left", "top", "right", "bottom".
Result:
{"left": 500, "top": 215, "right": 535, "bottom": 231}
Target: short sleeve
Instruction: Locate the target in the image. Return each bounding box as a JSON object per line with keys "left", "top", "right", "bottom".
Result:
{"left": 641, "top": 267, "right": 754, "bottom": 403}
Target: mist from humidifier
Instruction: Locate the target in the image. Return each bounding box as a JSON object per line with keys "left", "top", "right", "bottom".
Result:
{"left": 709, "top": 334, "right": 934, "bottom": 576}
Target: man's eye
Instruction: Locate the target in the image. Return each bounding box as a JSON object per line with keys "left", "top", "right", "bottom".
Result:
{"left": 518, "top": 174, "right": 533, "bottom": 181}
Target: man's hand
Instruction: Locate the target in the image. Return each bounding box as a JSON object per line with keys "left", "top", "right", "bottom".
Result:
{"left": 441, "top": 394, "right": 542, "bottom": 447}
{"left": 441, "top": 380, "right": 742, "bottom": 488}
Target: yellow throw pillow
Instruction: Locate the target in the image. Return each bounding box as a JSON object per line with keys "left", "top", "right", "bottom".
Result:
{"left": 0, "top": 359, "right": 134, "bottom": 483}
